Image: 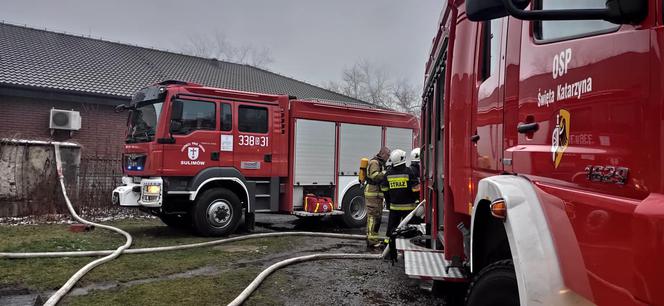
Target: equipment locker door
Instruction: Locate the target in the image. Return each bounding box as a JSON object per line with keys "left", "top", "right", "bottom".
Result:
{"left": 385, "top": 128, "right": 414, "bottom": 161}
{"left": 234, "top": 102, "right": 273, "bottom": 177}
{"left": 293, "top": 119, "right": 335, "bottom": 186}
{"left": 161, "top": 98, "right": 219, "bottom": 176}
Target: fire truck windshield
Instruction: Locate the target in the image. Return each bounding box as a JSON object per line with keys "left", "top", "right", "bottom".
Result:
{"left": 126, "top": 101, "right": 163, "bottom": 143}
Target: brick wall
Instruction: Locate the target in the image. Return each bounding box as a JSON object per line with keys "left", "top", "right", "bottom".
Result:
{"left": 0, "top": 95, "right": 126, "bottom": 156}
{"left": 0, "top": 94, "right": 128, "bottom": 216}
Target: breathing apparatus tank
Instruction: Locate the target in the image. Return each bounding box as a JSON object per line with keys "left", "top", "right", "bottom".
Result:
{"left": 358, "top": 158, "right": 369, "bottom": 184}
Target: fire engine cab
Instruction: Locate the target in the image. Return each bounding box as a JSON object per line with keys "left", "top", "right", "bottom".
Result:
{"left": 395, "top": 0, "right": 663, "bottom": 305}
{"left": 112, "top": 80, "right": 418, "bottom": 237}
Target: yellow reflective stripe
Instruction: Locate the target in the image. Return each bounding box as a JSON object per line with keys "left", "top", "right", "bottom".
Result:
{"left": 390, "top": 203, "right": 417, "bottom": 211}
{"left": 380, "top": 186, "right": 389, "bottom": 192}
{"left": 364, "top": 192, "right": 384, "bottom": 197}
{"left": 387, "top": 177, "right": 408, "bottom": 189}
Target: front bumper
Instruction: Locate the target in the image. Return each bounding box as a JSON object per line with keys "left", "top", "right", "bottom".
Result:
{"left": 112, "top": 176, "right": 163, "bottom": 208}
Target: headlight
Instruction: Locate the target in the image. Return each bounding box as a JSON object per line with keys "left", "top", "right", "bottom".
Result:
{"left": 144, "top": 184, "right": 161, "bottom": 195}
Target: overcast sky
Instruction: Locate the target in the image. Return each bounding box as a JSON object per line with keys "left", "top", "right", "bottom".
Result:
{"left": 1, "top": 0, "right": 443, "bottom": 90}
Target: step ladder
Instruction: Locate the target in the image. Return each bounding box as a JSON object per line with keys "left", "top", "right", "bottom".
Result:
{"left": 397, "top": 236, "right": 466, "bottom": 281}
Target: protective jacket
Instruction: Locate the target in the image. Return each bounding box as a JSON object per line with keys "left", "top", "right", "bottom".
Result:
{"left": 380, "top": 165, "right": 420, "bottom": 211}
{"left": 364, "top": 158, "right": 385, "bottom": 198}
{"left": 409, "top": 161, "right": 420, "bottom": 181}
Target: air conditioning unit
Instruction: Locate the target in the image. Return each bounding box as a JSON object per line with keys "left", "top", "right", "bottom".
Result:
{"left": 50, "top": 109, "right": 82, "bottom": 131}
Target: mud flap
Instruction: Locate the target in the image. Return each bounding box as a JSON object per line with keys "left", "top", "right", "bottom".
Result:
{"left": 244, "top": 212, "right": 255, "bottom": 232}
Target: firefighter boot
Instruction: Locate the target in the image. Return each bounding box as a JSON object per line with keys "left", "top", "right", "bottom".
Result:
{"left": 366, "top": 216, "right": 381, "bottom": 247}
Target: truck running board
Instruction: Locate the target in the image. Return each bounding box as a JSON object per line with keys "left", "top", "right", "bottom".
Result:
{"left": 404, "top": 250, "right": 466, "bottom": 281}
{"left": 396, "top": 237, "right": 429, "bottom": 253}
{"left": 291, "top": 210, "right": 344, "bottom": 217}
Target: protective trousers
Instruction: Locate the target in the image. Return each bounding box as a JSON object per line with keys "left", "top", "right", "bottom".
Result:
{"left": 365, "top": 195, "right": 383, "bottom": 245}
{"left": 386, "top": 209, "right": 413, "bottom": 239}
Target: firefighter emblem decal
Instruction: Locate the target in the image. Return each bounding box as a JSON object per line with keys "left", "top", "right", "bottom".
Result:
{"left": 188, "top": 147, "right": 199, "bottom": 160}
{"left": 180, "top": 142, "right": 206, "bottom": 166}
{"left": 551, "top": 109, "right": 570, "bottom": 168}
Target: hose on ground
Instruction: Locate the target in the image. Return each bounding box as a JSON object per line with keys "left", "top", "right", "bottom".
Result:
{"left": 0, "top": 232, "right": 366, "bottom": 259}
{"left": 43, "top": 144, "right": 133, "bottom": 306}
{"left": 227, "top": 253, "right": 383, "bottom": 306}
{"left": 3, "top": 142, "right": 425, "bottom": 305}
{"left": 226, "top": 201, "right": 423, "bottom": 306}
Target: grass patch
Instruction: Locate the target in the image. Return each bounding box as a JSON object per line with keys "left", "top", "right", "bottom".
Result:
{"left": 0, "top": 219, "right": 310, "bottom": 295}
{"left": 62, "top": 266, "right": 287, "bottom": 306}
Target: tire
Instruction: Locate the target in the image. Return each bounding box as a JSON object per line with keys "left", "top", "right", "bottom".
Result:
{"left": 341, "top": 185, "right": 367, "bottom": 228}
{"left": 159, "top": 213, "right": 191, "bottom": 229}
{"left": 465, "top": 260, "right": 519, "bottom": 306}
{"left": 192, "top": 188, "right": 242, "bottom": 237}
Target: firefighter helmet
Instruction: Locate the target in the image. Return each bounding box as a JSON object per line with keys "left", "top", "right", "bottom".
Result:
{"left": 410, "top": 148, "right": 420, "bottom": 162}
{"left": 389, "top": 149, "right": 407, "bottom": 167}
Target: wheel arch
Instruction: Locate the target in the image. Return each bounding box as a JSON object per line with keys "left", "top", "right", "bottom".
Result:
{"left": 188, "top": 167, "right": 251, "bottom": 211}
{"left": 470, "top": 199, "right": 511, "bottom": 274}
{"left": 470, "top": 175, "right": 591, "bottom": 305}
{"left": 338, "top": 177, "right": 361, "bottom": 210}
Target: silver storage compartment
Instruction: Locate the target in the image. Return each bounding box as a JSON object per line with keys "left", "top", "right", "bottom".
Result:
{"left": 294, "top": 119, "right": 336, "bottom": 186}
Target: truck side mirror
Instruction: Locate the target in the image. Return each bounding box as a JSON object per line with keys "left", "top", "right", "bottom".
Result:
{"left": 466, "top": 0, "right": 647, "bottom": 25}
{"left": 466, "top": 0, "right": 529, "bottom": 21}
{"left": 169, "top": 120, "right": 182, "bottom": 133}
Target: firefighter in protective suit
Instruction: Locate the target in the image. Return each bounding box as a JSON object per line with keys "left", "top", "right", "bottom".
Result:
{"left": 381, "top": 149, "right": 420, "bottom": 239}
{"left": 365, "top": 146, "right": 390, "bottom": 247}
{"left": 409, "top": 148, "right": 420, "bottom": 180}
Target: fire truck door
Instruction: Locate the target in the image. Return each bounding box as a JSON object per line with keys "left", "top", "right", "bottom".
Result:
{"left": 233, "top": 102, "right": 273, "bottom": 177}
{"left": 471, "top": 18, "right": 505, "bottom": 181}
{"left": 161, "top": 98, "right": 220, "bottom": 176}
{"left": 218, "top": 102, "right": 234, "bottom": 167}
{"left": 511, "top": 6, "right": 649, "bottom": 303}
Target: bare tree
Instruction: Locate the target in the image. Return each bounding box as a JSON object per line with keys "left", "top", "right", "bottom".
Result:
{"left": 326, "top": 60, "right": 421, "bottom": 115}
{"left": 392, "top": 78, "right": 420, "bottom": 114}
{"left": 180, "top": 32, "right": 274, "bottom": 68}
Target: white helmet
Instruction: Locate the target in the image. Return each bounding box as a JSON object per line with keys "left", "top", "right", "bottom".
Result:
{"left": 389, "top": 149, "right": 407, "bottom": 167}
{"left": 410, "top": 148, "right": 420, "bottom": 162}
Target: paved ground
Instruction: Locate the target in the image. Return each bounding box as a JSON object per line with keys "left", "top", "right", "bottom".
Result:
{"left": 247, "top": 213, "right": 448, "bottom": 305}
{"left": 0, "top": 213, "right": 451, "bottom": 306}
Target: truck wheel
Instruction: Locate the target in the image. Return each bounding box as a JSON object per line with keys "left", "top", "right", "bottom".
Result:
{"left": 341, "top": 185, "right": 367, "bottom": 228}
{"left": 192, "top": 188, "right": 242, "bottom": 237}
{"left": 159, "top": 213, "right": 191, "bottom": 229}
{"left": 465, "top": 260, "right": 519, "bottom": 306}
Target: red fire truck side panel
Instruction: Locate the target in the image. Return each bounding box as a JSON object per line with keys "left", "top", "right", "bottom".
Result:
{"left": 508, "top": 9, "right": 654, "bottom": 305}
{"left": 421, "top": 1, "right": 664, "bottom": 305}
{"left": 282, "top": 100, "right": 419, "bottom": 212}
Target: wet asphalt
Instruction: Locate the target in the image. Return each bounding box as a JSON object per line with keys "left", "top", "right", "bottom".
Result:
{"left": 245, "top": 212, "right": 449, "bottom": 306}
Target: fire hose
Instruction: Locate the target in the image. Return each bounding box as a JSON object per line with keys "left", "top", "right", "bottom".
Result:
{"left": 0, "top": 143, "right": 423, "bottom": 305}
{"left": 40, "top": 144, "right": 134, "bottom": 306}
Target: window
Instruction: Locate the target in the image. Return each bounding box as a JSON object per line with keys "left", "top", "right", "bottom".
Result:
{"left": 127, "top": 101, "right": 163, "bottom": 143}
{"left": 221, "top": 103, "right": 232, "bottom": 131}
{"left": 482, "top": 18, "right": 503, "bottom": 80}
{"left": 536, "top": 0, "right": 618, "bottom": 41}
{"left": 238, "top": 105, "right": 268, "bottom": 133}
{"left": 170, "top": 99, "right": 216, "bottom": 135}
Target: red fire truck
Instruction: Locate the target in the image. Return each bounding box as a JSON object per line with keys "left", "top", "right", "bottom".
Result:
{"left": 396, "top": 0, "right": 662, "bottom": 305}
{"left": 112, "top": 80, "right": 418, "bottom": 236}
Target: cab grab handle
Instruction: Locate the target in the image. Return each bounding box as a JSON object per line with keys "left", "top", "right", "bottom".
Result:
{"left": 517, "top": 122, "right": 539, "bottom": 134}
